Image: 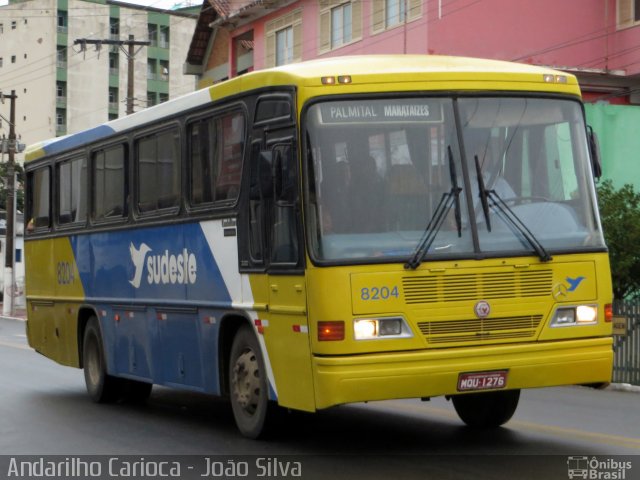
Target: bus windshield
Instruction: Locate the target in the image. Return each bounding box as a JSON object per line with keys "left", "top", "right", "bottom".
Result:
{"left": 305, "top": 96, "right": 605, "bottom": 263}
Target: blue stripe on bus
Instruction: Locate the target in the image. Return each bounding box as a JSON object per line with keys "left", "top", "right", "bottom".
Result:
{"left": 71, "top": 222, "right": 233, "bottom": 393}
{"left": 42, "top": 125, "right": 116, "bottom": 156}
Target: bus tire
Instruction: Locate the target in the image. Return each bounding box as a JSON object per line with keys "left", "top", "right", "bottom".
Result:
{"left": 451, "top": 389, "right": 520, "bottom": 428}
{"left": 229, "top": 325, "right": 271, "bottom": 439}
{"left": 83, "top": 317, "right": 122, "bottom": 403}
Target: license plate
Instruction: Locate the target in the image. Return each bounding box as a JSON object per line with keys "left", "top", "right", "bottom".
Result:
{"left": 457, "top": 370, "right": 508, "bottom": 392}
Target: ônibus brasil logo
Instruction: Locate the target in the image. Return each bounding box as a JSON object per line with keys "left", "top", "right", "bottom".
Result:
{"left": 129, "top": 242, "right": 197, "bottom": 288}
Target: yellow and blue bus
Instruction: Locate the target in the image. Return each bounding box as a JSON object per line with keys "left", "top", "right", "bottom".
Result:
{"left": 24, "top": 55, "right": 613, "bottom": 438}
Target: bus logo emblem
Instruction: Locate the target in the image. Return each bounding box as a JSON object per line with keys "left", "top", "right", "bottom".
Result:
{"left": 129, "top": 242, "right": 152, "bottom": 288}
{"left": 129, "top": 242, "right": 198, "bottom": 288}
{"left": 474, "top": 300, "right": 491, "bottom": 318}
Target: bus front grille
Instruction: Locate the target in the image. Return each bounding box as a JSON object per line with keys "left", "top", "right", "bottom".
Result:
{"left": 403, "top": 270, "right": 552, "bottom": 304}
{"left": 417, "top": 315, "right": 544, "bottom": 344}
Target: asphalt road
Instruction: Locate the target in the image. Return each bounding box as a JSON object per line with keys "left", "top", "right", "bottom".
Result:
{"left": 1, "top": 316, "right": 638, "bottom": 479}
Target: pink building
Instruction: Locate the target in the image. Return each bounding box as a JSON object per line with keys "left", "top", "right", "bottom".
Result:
{"left": 184, "top": 0, "right": 640, "bottom": 104}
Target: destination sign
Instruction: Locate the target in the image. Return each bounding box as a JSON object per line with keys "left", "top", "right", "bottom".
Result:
{"left": 318, "top": 100, "right": 444, "bottom": 124}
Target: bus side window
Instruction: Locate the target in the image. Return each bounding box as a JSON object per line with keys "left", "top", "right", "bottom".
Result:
{"left": 271, "top": 144, "right": 298, "bottom": 264}
{"left": 136, "top": 128, "right": 180, "bottom": 214}
{"left": 92, "top": 144, "right": 127, "bottom": 221}
{"left": 247, "top": 141, "right": 269, "bottom": 264}
{"left": 57, "top": 156, "right": 87, "bottom": 226}
{"left": 27, "top": 167, "right": 51, "bottom": 233}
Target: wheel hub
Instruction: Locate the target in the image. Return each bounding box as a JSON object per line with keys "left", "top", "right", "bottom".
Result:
{"left": 232, "top": 349, "right": 260, "bottom": 414}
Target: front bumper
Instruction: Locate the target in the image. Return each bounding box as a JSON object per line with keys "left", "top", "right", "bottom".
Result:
{"left": 312, "top": 337, "right": 612, "bottom": 409}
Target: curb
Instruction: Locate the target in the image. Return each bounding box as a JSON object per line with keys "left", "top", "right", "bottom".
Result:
{"left": 606, "top": 383, "right": 640, "bottom": 394}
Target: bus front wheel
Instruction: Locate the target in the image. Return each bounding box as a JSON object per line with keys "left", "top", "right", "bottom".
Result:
{"left": 229, "top": 325, "right": 271, "bottom": 439}
{"left": 83, "top": 317, "right": 123, "bottom": 403}
{"left": 451, "top": 389, "right": 520, "bottom": 428}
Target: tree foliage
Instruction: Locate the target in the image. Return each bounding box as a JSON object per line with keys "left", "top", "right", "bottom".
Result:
{"left": 597, "top": 179, "right": 640, "bottom": 300}
{"left": 0, "top": 162, "right": 25, "bottom": 213}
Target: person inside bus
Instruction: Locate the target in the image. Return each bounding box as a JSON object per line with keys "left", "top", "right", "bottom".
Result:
{"left": 349, "top": 154, "right": 384, "bottom": 233}
{"left": 322, "top": 160, "right": 351, "bottom": 233}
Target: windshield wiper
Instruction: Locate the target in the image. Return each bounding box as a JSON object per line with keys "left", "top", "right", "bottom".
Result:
{"left": 450, "top": 145, "right": 462, "bottom": 238}
{"left": 474, "top": 154, "right": 492, "bottom": 231}
{"left": 405, "top": 146, "right": 462, "bottom": 270}
{"left": 486, "top": 190, "right": 552, "bottom": 262}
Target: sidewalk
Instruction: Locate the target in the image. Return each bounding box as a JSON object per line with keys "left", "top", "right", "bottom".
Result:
{"left": 0, "top": 304, "right": 26, "bottom": 321}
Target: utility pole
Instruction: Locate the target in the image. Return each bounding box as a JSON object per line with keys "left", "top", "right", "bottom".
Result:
{"left": 127, "top": 35, "right": 136, "bottom": 115}
{"left": 74, "top": 36, "right": 150, "bottom": 115}
{"left": 1, "top": 90, "right": 17, "bottom": 316}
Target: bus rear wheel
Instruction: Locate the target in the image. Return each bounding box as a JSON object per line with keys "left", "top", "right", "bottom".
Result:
{"left": 229, "top": 325, "right": 271, "bottom": 439}
{"left": 83, "top": 317, "right": 123, "bottom": 403}
{"left": 451, "top": 389, "right": 520, "bottom": 428}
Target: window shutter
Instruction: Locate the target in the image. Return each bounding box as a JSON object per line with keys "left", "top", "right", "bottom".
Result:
{"left": 319, "top": 9, "right": 331, "bottom": 52}
{"left": 352, "top": 0, "right": 363, "bottom": 40}
{"left": 266, "top": 32, "right": 276, "bottom": 68}
{"left": 372, "top": 0, "right": 385, "bottom": 33}
{"left": 293, "top": 22, "right": 302, "bottom": 61}
{"left": 618, "top": 0, "right": 633, "bottom": 26}
{"left": 408, "top": 0, "right": 422, "bottom": 21}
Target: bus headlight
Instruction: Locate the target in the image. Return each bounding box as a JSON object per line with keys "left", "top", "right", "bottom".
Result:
{"left": 353, "top": 317, "right": 412, "bottom": 340}
{"left": 551, "top": 305, "right": 598, "bottom": 327}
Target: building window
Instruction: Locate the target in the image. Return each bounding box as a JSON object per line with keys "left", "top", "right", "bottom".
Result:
{"left": 11, "top": 21, "right": 16, "bottom": 30}
{"left": 11, "top": 55, "right": 16, "bottom": 64}
{"left": 148, "top": 24, "right": 158, "bottom": 47}
{"left": 57, "top": 11, "right": 67, "bottom": 33}
{"left": 331, "top": 2, "right": 352, "bottom": 48}
{"left": 160, "top": 60, "right": 169, "bottom": 81}
{"left": 56, "top": 109, "right": 66, "bottom": 127}
{"left": 147, "top": 91, "right": 156, "bottom": 107}
{"left": 159, "top": 26, "right": 170, "bottom": 48}
{"left": 275, "top": 26, "right": 293, "bottom": 66}
{"left": 319, "top": 0, "right": 362, "bottom": 52}
{"left": 618, "top": 0, "right": 640, "bottom": 25}
{"left": 57, "top": 46, "right": 67, "bottom": 68}
{"left": 265, "top": 9, "right": 302, "bottom": 68}
{"left": 108, "top": 87, "right": 118, "bottom": 109}
{"left": 110, "top": 17, "right": 119, "bottom": 38}
{"left": 109, "top": 52, "right": 118, "bottom": 75}
{"left": 386, "top": 0, "right": 405, "bottom": 27}
{"left": 147, "top": 59, "right": 157, "bottom": 80}
{"left": 372, "top": 0, "right": 422, "bottom": 33}
{"left": 56, "top": 82, "right": 66, "bottom": 103}
{"left": 0, "top": 24, "right": 4, "bottom": 34}
{"left": 159, "top": 93, "right": 169, "bottom": 104}
{"left": 0, "top": 58, "right": 3, "bottom": 68}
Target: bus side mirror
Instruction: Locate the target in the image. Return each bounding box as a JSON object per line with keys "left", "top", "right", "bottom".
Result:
{"left": 587, "top": 126, "right": 602, "bottom": 179}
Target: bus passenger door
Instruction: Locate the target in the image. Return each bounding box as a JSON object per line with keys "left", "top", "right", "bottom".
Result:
{"left": 241, "top": 133, "right": 315, "bottom": 412}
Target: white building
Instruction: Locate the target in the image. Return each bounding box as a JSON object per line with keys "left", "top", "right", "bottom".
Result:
{"left": 0, "top": 0, "right": 198, "bottom": 156}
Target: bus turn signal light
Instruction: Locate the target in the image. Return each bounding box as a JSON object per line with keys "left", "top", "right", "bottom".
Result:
{"left": 605, "top": 303, "right": 613, "bottom": 323}
{"left": 318, "top": 321, "right": 345, "bottom": 341}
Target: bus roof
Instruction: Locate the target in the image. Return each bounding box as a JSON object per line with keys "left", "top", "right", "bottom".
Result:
{"left": 24, "top": 55, "right": 579, "bottom": 163}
